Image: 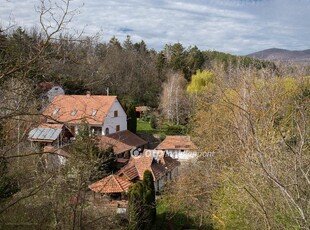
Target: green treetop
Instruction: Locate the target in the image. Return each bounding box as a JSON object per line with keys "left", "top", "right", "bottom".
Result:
{"left": 187, "top": 69, "right": 215, "bottom": 95}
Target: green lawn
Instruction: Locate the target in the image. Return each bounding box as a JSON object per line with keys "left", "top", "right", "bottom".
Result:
{"left": 137, "top": 119, "right": 158, "bottom": 134}
{"left": 137, "top": 119, "right": 187, "bottom": 136}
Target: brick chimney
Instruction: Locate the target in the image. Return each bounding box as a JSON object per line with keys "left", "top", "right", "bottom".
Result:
{"left": 86, "top": 91, "right": 91, "bottom": 97}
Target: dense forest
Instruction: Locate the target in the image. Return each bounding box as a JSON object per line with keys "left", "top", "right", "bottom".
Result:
{"left": 1, "top": 1, "right": 310, "bottom": 229}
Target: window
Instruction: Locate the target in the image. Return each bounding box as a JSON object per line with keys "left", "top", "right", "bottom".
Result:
{"left": 92, "top": 109, "right": 97, "bottom": 116}
{"left": 91, "top": 126, "right": 102, "bottom": 136}
{"left": 71, "top": 110, "right": 77, "bottom": 116}
{"left": 52, "top": 108, "right": 60, "bottom": 115}
{"left": 105, "top": 128, "right": 109, "bottom": 135}
{"left": 114, "top": 110, "right": 118, "bottom": 117}
{"left": 116, "top": 125, "right": 120, "bottom": 132}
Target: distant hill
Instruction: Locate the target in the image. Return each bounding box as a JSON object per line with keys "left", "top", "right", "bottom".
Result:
{"left": 247, "top": 48, "right": 310, "bottom": 64}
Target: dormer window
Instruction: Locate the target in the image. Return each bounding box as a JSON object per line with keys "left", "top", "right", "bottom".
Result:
{"left": 52, "top": 108, "right": 60, "bottom": 115}
{"left": 71, "top": 110, "right": 77, "bottom": 116}
{"left": 92, "top": 109, "right": 97, "bottom": 116}
{"left": 114, "top": 110, "right": 118, "bottom": 117}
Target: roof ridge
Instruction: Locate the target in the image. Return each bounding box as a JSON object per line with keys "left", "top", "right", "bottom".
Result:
{"left": 111, "top": 175, "right": 123, "bottom": 191}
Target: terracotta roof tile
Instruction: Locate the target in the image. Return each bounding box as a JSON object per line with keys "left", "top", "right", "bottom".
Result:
{"left": 116, "top": 158, "right": 129, "bottom": 164}
{"left": 156, "top": 135, "right": 197, "bottom": 150}
{"left": 43, "top": 95, "right": 117, "bottom": 125}
{"left": 135, "top": 106, "right": 150, "bottom": 112}
{"left": 99, "top": 130, "right": 147, "bottom": 155}
{"left": 117, "top": 164, "right": 139, "bottom": 180}
{"left": 117, "top": 149, "right": 179, "bottom": 181}
{"left": 151, "top": 163, "right": 166, "bottom": 180}
{"left": 89, "top": 175, "right": 133, "bottom": 194}
{"left": 133, "top": 154, "right": 154, "bottom": 179}
{"left": 161, "top": 156, "right": 180, "bottom": 171}
{"left": 39, "top": 123, "right": 64, "bottom": 129}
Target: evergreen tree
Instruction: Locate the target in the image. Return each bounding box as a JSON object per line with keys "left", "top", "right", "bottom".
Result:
{"left": 143, "top": 170, "right": 156, "bottom": 227}
{"left": 128, "top": 170, "right": 156, "bottom": 229}
{"left": 128, "top": 182, "right": 144, "bottom": 230}
{"left": 185, "top": 46, "right": 204, "bottom": 80}
{"left": 127, "top": 104, "right": 137, "bottom": 133}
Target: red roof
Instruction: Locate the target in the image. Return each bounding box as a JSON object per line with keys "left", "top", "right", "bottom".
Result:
{"left": 89, "top": 175, "right": 133, "bottom": 194}
{"left": 118, "top": 164, "right": 139, "bottom": 181}
{"left": 156, "top": 135, "right": 197, "bottom": 150}
{"left": 117, "top": 149, "right": 180, "bottom": 180}
{"left": 100, "top": 130, "right": 147, "bottom": 155}
{"left": 135, "top": 106, "right": 150, "bottom": 112}
{"left": 91, "top": 150, "right": 180, "bottom": 194}
{"left": 39, "top": 123, "right": 64, "bottom": 129}
{"left": 43, "top": 94, "right": 117, "bottom": 125}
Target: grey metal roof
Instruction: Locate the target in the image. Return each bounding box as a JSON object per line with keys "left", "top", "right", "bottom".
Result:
{"left": 28, "top": 127, "right": 62, "bottom": 141}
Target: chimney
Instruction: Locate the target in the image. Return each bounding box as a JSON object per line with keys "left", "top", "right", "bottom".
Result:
{"left": 153, "top": 151, "right": 159, "bottom": 163}
{"left": 86, "top": 91, "right": 91, "bottom": 97}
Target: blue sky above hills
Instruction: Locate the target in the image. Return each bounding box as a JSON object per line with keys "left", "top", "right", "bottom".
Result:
{"left": 1, "top": 0, "right": 309, "bottom": 55}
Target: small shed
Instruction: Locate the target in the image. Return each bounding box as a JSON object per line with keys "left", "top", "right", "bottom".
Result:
{"left": 28, "top": 123, "right": 73, "bottom": 148}
{"left": 135, "top": 106, "right": 150, "bottom": 118}
{"left": 156, "top": 135, "right": 197, "bottom": 161}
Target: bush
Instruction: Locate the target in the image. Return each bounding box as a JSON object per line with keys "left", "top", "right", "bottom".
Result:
{"left": 165, "top": 124, "right": 186, "bottom": 135}
{"left": 150, "top": 114, "right": 157, "bottom": 129}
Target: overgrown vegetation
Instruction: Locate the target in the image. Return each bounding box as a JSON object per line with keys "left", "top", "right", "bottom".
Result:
{"left": 1, "top": 0, "right": 310, "bottom": 229}
{"left": 165, "top": 72, "right": 310, "bottom": 229}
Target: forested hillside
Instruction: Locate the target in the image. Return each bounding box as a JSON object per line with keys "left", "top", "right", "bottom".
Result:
{"left": 1, "top": 1, "right": 310, "bottom": 229}
{"left": 1, "top": 27, "right": 281, "bottom": 107}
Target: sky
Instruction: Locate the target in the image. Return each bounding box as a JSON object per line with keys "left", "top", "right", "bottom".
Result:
{"left": 1, "top": 0, "right": 310, "bottom": 55}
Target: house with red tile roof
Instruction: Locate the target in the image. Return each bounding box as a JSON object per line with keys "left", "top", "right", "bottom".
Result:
{"left": 116, "top": 149, "right": 180, "bottom": 192}
{"left": 135, "top": 106, "right": 150, "bottom": 118}
{"left": 43, "top": 92, "right": 127, "bottom": 136}
{"left": 99, "top": 130, "right": 147, "bottom": 165}
{"left": 156, "top": 135, "right": 197, "bottom": 161}
{"left": 89, "top": 149, "right": 179, "bottom": 196}
{"left": 29, "top": 92, "right": 148, "bottom": 170}
{"left": 88, "top": 174, "right": 132, "bottom": 214}
{"left": 89, "top": 174, "right": 133, "bottom": 194}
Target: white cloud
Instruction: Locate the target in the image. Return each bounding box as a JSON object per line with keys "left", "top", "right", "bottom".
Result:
{"left": 0, "top": 0, "right": 309, "bottom": 55}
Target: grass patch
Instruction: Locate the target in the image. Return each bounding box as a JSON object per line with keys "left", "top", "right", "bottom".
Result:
{"left": 137, "top": 119, "right": 158, "bottom": 134}
{"left": 137, "top": 119, "right": 187, "bottom": 136}
{"left": 152, "top": 199, "right": 168, "bottom": 229}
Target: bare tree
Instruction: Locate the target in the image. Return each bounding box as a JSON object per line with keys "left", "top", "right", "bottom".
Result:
{"left": 190, "top": 68, "right": 310, "bottom": 229}
{"left": 159, "top": 71, "right": 191, "bottom": 125}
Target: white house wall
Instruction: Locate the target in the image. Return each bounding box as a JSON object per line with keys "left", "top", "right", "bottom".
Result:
{"left": 166, "top": 149, "right": 197, "bottom": 160}
{"left": 102, "top": 99, "right": 127, "bottom": 135}
{"left": 155, "top": 177, "right": 165, "bottom": 192}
